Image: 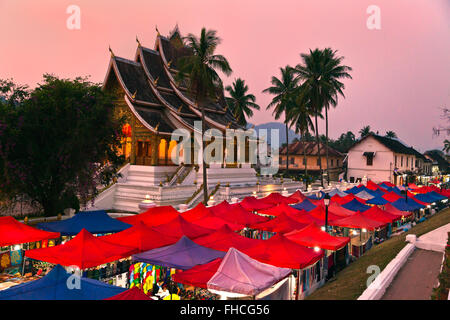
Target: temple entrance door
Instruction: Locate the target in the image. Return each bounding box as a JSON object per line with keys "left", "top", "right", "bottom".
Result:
{"left": 136, "top": 140, "right": 152, "bottom": 165}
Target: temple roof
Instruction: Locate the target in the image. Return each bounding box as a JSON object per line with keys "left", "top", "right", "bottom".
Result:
{"left": 104, "top": 28, "right": 242, "bottom": 133}
{"left": 280, "top": 141, "right": 344, "bottom": 157}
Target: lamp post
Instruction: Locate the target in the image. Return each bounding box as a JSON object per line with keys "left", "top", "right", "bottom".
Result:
{"left": 324, "top": 193, "right": 330, "bottom": 234}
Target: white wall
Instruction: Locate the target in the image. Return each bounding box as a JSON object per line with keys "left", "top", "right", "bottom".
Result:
{"left": 347, "top": 136, "right": 394, "bottom": 183}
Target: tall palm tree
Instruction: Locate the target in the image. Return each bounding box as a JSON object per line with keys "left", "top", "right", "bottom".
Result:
{"left": 385, "top": 130, "right": 397, "bottom": 139}
{"left": 359, "top": 125, "right": 372, "bottom": 138}
{"left": 176, "top": 28, "right": 232, "bottom": 204}
{"left": 263, "top": 66, "right": 299, "bottom": 175}
{"left": 288, "top": 100, "right": 315, "bottom": 191}
{"left": 293, "top": 48, "right": 352, "bottom": 186}
{"left": 225, "top": 78, "right": 260, "bottom": 127}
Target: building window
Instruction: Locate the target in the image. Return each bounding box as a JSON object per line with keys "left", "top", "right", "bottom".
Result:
{"left": 316, "top": 158, "right": 320, "bottom": 166}
{"left": 401, "top": 156, "right": 403, "bottom": 166}
{"left": 303, "top": 158, "right": 306, "bottom": 165}
{"left": 330, "top": 159, "right": 334, "bottom": 167}
{"left": 395, "top": 155, "right": 397, "bottom": 166}
{"left": 336, "top": 159, "right": 339, "bottom": 166}
{"left": 290, "top": 157, "right": 295, "bottom": 165}
{"left": 350, "top": 177, "right": 355, "bottom": 183}
{"left": 366, "top": 154, "right": 373, "bottom": 166}
{"left": 406, "top": 157, "right": 408, "bottom": 167}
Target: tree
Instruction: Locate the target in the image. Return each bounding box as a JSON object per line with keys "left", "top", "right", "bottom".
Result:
{"left": 288, "top": 98, "right": 314, "bottom": 190}
{"left": 359, "top": 125, "right": 372, "bottom": 138}
{"left": 385, "top": 130, "right": 397, "bottom": 138}
{"left": 225, "top": 78, "right": 260, "bottom": 127}
{"left": 0, "top": 76, "right": 125, "bottom": 216}
{"left": 263, "top": 66, "right": 299, "bottom": 175}
{"left": 176, "top": 28, "right": 232, "bottom": 204}
{"left": 293, "top": 48, "right": 352, "bottom": 185}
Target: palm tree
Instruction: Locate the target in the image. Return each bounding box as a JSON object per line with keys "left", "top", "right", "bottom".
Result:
{"left": 263, "top": 66, "right": 299, "bottom": 175}
{"left": 288, "top": 100, "right": 315, "bottom": 191}
{"left": 293, "top": 48, "right": 352, "bottom": 185}
{"left": 176, "top": 28, "right": 232, "bottom": 204}
{"left": 385, "top": 130, "right": 397, "bottom": 139}
{"left": 359, "top": 125, "right": 372, "bottom": 138}
{"left": 225, "top": 78, "right": 260, "bottom": 127}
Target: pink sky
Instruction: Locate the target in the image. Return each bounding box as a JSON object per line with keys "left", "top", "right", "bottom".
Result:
{"left": 1, "top": 0, "right": 449, "bottom": 152}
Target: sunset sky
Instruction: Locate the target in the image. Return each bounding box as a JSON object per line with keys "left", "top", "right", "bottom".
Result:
{"left": 0, "top": 0, "right": 449, "bottom": 152}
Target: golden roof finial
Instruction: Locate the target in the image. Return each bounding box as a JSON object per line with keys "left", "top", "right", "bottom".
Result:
{"left": 156, "top": 25, "right": 160, "bottom": 36}
{"left": 136, "top": 36, "right": 141, "bottom": 47}
{"left": 131, "top": 90, "right": 137, "bottom": 99}
{"left": 155, "top": 122, "right": 160, "bottom": 131}
{"left": 178, "top": 105, "right": 183, "bottom": 112}
{"left": 109, "top": 45, "right": 115, "bottom": 58}
{"left": 167, "top": 60, "right": 172, "bottom": 67}
{"left": 154, "top": 76, "right": 159, "bottom": 85}
{"left": 224, "top": 105, "right": 228, "bottom": 111}
{"left": 226, "top": 122, "right": 232, "bottom": 129}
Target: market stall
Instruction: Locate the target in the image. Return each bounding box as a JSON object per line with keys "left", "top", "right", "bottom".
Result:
{"left": 36, "top": 210, "right": 131, "bottom": 236}
{"left": 0, "top": 265, "right": 125, "bottom": 300}
{"left": 181, "top": 203, "right": 243, "bottom": 231}
{"left": 117, "top": 205, "right": 179, "bottom": 226}
{"left": 209, "top": 201, "right": 268, "bottom": 227}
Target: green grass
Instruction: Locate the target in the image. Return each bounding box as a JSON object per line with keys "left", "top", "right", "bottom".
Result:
{"left": 306, "top": 207, "right": 450, "bottom": 300}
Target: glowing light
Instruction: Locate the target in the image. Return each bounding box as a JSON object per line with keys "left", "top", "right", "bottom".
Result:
{"left": 145, "top": 195, "right": 150, "bottom": 200}
{"left": 362, "top": 228, "right": 367, "bottom": 233}
{"left": 314, "top": 246, "right": 320, "bottom": 252}
{"left": 320, "top": 226, "right": 326, "bottom": 232}
{"left": 210, "top": 196, "right": 214, "bottom": 200}
{"left": 13, "top": 245, "right": 21, "bottom": 251}
{"left": 352, "top": 230, "right": 358, "bottom": 236}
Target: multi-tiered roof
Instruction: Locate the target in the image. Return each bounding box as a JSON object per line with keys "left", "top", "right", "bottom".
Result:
{"left": 103, "top": 27, "right": 241, "bottom": 136}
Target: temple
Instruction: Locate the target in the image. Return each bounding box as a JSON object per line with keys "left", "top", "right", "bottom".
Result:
{"left": 96, "top": 27, "right": 265, "bottom": 211}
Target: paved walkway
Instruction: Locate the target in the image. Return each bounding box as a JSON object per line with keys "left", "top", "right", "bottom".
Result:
{"left": 382, "top": 249, "right": 443, "bottom": 300}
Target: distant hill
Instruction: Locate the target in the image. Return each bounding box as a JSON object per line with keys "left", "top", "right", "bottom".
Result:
{"left": 247, "top": 122, "right": 300, "bottom": 146}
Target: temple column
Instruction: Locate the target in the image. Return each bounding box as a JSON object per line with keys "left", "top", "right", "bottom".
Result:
{"left": 130, "top": 117, "right": 136, "bottom": 165}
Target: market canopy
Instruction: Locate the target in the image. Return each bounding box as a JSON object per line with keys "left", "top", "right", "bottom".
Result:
{"left": 239, "top": 197, "right": 274, "bottom": 212}
{"left": 354, "top": 190, "right": 375, "bottom": 200}
{"left": 307, "top": 206, "right": 346, "bottom": 223}
{"left": 194, "top": 225, "right": 262, "bottom": 252}
{"left": 366, "top": 180, "right": 381, "bottom": 191}
{"left": 428, "top": 191, "right": 447, "bottom": 201}
{"left": 172, "top": 258, "right": 222, "bottom": 289}
{"left": 207, "top": 248, "right": 291, "bottom": 296}
{"left": 384, "top": 203, "right": 413, "bottom": 218}
{"left": 331, "top": 194, "right": 356, "bottom": 205}
{"left": 291, "top": 199, "right": 317, "bottom": 212}
{"left": 249, "top": 213, "right": 309, "bottom": 234}
{"left": 100, "top": 222, "right": 179, "bottom": 253}
{"left": 288, "top": 190, "right": 308, "bottom": 202}
{"left": 360, "top": 206, "right": 401, "bottom": 224}
{"left": 330, "top": 212, "right": 387, "bottom": 231}
{"left": 285, "top": 223, "right": 350, "bottom": 251}
{"left": 0, "top": 216, "right": 60, "bottom": 247}
{"left": 25, "top": 229, "right": 136, "bottom": 269}
{"left": 257, "top": 202, "right": 303, "bottom": 217}
{"left": 390, "top": 198, "right": 425, "bottom": 211}
{"left": 366, "top": 196, "right": 389, "bottom": 205}
{"left": 382, "top": 191, "right": 402, "bottom": 203}
{"left": 341, "top": 199, "right": 371, "bottom": 212}
{"left": 327, "top": 188, "right": 348, "bottom": 197}
{"left": 243, "top": 233, "right": 324, "bottom": 269}
{"left": 0, "top": 265, "right": 125, "bottom": 300}
{"left": 105, "top": 287, "right": 151, "bottom": 300}
{"left": 260, "top": 192, "right": 298, "bottom": 205}
{"left": 152, "top": 215, "right": 213, "bottom": 239}
{"left": 181, "top": 203, "right": 244, "bottom": 231}
{"left": 117, "top": 206, "right": 179, "bottom": 226}
{"left": 317, "top": 202, "right": 354, "bottom": 217}
{"left": 132, "top": 236, "right": 225, "bottom": 270}
{"left": 36, "top": 210, "right": 131, "bottom": 236}
{"left": 414, "top": 193, "right": 438, "bottom": 204}
{"left": 209, "top": 201, "right": 268, "bottom": 226}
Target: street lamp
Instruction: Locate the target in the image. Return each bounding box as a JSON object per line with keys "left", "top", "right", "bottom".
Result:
{"left": 324, "top": 193, "right": 330, "bottom": 234}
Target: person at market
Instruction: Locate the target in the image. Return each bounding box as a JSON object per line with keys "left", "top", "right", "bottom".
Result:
{"left": 156, "top": 284, "right": 170, "bottom": 300}
{"left": 152, "top": 280, "right": 164, "bottom": 296}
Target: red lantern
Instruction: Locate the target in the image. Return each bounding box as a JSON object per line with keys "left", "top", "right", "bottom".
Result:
{"left": 122, "top": 124, "right": 132, "bottom": 137}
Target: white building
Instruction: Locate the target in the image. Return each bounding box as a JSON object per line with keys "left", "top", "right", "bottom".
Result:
{"left": 346, "top": 134, "right": 425, "bottom": 185}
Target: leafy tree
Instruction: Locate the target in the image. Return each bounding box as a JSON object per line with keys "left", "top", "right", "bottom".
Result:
{"left": 288, "top": 97, "right": 314, "bottom": 190}
{"left": 293, "top": 48, "right": 352, "bottom": 185}
{"left": 176, "top": 28, "right": 232, "bottom": 204}
{"left": 263, "top": 66, "right": 299, "bottom": 175}
{"left": 359, "top": 125, "right": 372, "bottom": 138}
{"left": 385, "top": 130, "right": 397, "bottom": 138}
{"left": 0, "top": 75, "right": 125, "bottom": 216}
{"left": 225, "top": 78, "right": 260, "bottom": 127}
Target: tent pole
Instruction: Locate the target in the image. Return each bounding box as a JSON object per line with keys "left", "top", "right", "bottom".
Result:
{"left": 295, "top": 269, "right": 300, "bottom": 300}
{"left": 21, "top": 256, "right": 27, "bottom": 276}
